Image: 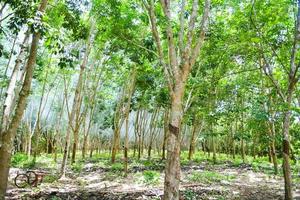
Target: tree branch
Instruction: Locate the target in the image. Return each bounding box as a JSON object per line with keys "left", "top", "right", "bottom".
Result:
{"left": 160, "top": 0, "right": 180, "bottom": 79}
{"left": 186, "top": 0, "right": 211, "bottom": 77}
{"left": 143, "top": 0, "right": 174, "bottom": 94}
{"left": 179, "top": 0, "right": 186, "bottom": 56}
{"left": 184, "top": 0, "right": 199, "bottom": 60}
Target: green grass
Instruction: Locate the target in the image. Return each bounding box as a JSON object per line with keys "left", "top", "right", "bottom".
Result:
{"left": 183, "top": 189, "right": 199, "bottom": 200}
{"left": 71, "top": 162, "right": 84, "bottom": 173}
{"left": 111, "top": 162, "right": 123, "bottom": 172}
{"left": 187, "top": 170, "right": 236, "bottom": 184}
{"left": 142, "top": 170, "right": 160, "bottom": 185}
{"left": 43, "top": 174, "right": 59, "bottom": 183}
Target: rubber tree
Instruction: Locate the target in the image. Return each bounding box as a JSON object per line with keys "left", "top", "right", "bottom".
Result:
{"left": 249, "top": 1, "right": 300, "bottom": 198}
{"left": 142, "top": 0, "right": 211, "bottom": 198}
{"left": 250, "top": 1, "right": 300, "bottom": 198}
{"left": 0, "top": 0, "right": 48, "bottom": 198}
{"left": 60, "top": 23, "right": 93, "bottom": 176}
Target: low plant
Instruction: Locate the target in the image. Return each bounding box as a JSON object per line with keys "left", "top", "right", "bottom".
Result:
{"left": 111, "top": 163, "right": 123, "bottom": 172}
{"left": 183, "top": 189, "right": 199, "bottom": 200}
{"left": 11, "top": 153, "right": 29, "bottom": 167}
{"left": 143, "top": 170, "right": 160, "bottom": 185}
{"left": 187, "top": 170, "right": 235, "bottom": 184}
{"left": 71, "top": 162, "right": 84, "bottom": 173}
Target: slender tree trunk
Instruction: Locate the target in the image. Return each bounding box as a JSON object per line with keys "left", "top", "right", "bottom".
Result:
{"left": 0, "top": 1, "right": 47, "bottom": 198}
{"left": 212, "top": 136, "right": 216, "bottom": 163}
{"left": 162, "top": 109, "right": 169, "bottom": 160}
{"left": 111, "top": 87, "right": 127, "bottom": 163}
{"left": 123, "top": 67, "right": 137, "bottom": 173}
{"left": 70, "top": 26, "right": 94, "bottom": 164}
{"left": 111, "top": 126, "right": 120, "bottom": 163}
{"left": 0, "top": 2, "right": 7, "bottom": 19}
{"left": 60, "top": 66, "right": 85, "bottom": 177}
{"left": 124, "top": 113, "right": 129, "bottom": 173}
{"left": 241, "top": 139, "right": 245, "bottom": 162}
{"left": 82, "top": 134, "right": 88, "bottom": 159}
{"left": 164, "top": 84, "right": 184, "bottom": 200}
{"left": 134, "top": 109, "right": 140, "bottom": 158}
{"left": 282, "top": 92, "right": 293, "bottom": 200}
{"left": 32, "top": 69, "right": 50, "bottom": 162}
{"left": 188, "top": 120, "right": 202, "bottom": 160}
{"left": 147, "top": 108, "right": 158, "bottom": 159}
{"left": 0, "top": 33, "right": 29, "bottom": 133}
{"left": 188, "top": 124, "right": 196, "bottom": 160}
{"left": 0, "top": 34, "right": 18, "bottom": 99}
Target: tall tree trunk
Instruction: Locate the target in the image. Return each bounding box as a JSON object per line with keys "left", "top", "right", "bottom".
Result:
{"left": 123, "top": 67, "right": 137, "bottom": 173}
{"left": 70, "top": 26, "right": 94, "bottom": 164}
{"left": 124, "top": 113, "right": 129, "bottom": 174}
{"left": 134, "top": 109, "right": 140, "bottom": 158}
{"left": 241, "top": 139, "right": 245, "bottom": 163}
{"left": 0, "top": 1, "right": 47, "bottom": 198}
{"left": 111, "top": 127, "right": 120, "bottom": 163}
{"left": 60, "top": 65, "right": 85, "bottom": 177}
{"left": 147, "top": 108, "right": 158, "bottom": 159}
{"left": 282, "top": 92, "right": 293, "bottom": 200}
{"left": 162, "top": 108, "right": 169, "bottom": 160}
{"left": 32, "top": 69, "right": 50, "bottom": 162}
{"left": 164, "top": 85, "right": 184, "bottom": 200}
{"left": 111, "top": 88, "right": 127, "bottom": 163}
{"left": 144, "top": 0, "right": 211, "bottom": 198}
{"left": 212, "top": 136, "right": 216, "bottom": 163}
{"left": 188, "top": 119, "right": 202, "bottom": 160}
{"left": 0, "top": 33, "right": 18, "bottom": 99}
{"left": 0, "top": 33, "right": 29, "bottom": 133}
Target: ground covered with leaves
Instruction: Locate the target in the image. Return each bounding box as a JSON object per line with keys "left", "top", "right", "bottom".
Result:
{"left": 5, "top": 152, "right": 300, "bottom": 200}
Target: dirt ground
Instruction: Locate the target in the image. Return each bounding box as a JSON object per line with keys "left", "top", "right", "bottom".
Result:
{"left": 5, "top": 161, "right": 300, "bottom": 200}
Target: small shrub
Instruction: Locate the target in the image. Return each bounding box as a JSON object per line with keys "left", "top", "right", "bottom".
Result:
{"left": 187, "top": 170, "right": 235, "bottom": 184}
{"left": 11, "top": 153, "right": 28, "bottom": 167}
{"left": 181, "top": 159, "right": 190, "bottom": 166}
{"left": 103, "top": 172, "right": 121, "bottom": 181}
{"left": 183, "top": 189, "right": 198, "bottom": 200}
{"left": 71, "top": 162, "right": 83, "bottom": 173}
{"left": 143, "top": 170, "right": 160, "bottom": 185}
{"left": 232, "top": 159, "right": 243, "bottom": 167}
{"left": 111, "top": 163, "right": 123, "bottom": 172}
{"left": 141, "top": 159, "right": 164, "bottom": 170}
{"left": 23, "top": 160, "right": 36, "bottom": 169}
{"left": 43, "top": 174, "right": 58, "bottom": 183}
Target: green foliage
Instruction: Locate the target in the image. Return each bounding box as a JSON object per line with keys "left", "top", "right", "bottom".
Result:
{"left": 140, "top": 159, "right": 164, "bottom": 170}
{"left": 110, "top": 163, "right": 123, "bottom": 172}
{"left": 182, "top": 189, "right": 199, "bottom": 200}
{"left": 187, "top": 170, "right": 236, "bottom": 184}
{"left": 11, "top": 153, "right": 28, "bottom": 167}
{"left": 142, "top": 170, "right": 160, "bottom": 185}
{"left": 43, "top": 174, "right": 59, "bottom": 183}
{"left": 71, "top": 162, "right": 84, "bottom": 173}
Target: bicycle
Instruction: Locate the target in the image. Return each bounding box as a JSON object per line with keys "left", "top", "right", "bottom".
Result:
{"left": 14, "top": 170, "right": 47, "bottom": 188}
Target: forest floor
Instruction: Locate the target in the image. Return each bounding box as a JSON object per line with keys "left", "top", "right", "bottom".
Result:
{"left": 5, "top": 152, "right": 300, "bottom": 200}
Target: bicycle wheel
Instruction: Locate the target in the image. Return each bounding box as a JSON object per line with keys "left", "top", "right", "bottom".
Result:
{"left": 14, "top": 174, "right": 29, "bottom": 188}
{"left": 26, "top": 171, "right": 37, "bottom": 186}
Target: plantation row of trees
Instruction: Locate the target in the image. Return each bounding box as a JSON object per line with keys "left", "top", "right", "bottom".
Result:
{"left": 0, "top": 0, "right": 300, "bottom": 199}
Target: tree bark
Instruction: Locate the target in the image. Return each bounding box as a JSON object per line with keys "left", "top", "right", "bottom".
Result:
{"left": 282, "top": 92, "right": 293, "bottom": 200}
{"left": 188, "top": 119, "right": 202, "bottom": 160}
{"left": 70, "top": 25, "right": 94, "bottom": 164}
{"left": 124, "top": 67, "right": 137, "bottom": 173}
{"left": 164, "top": 84, "right": 184, "bottom": 200}
{"left": 60, "top": 62, "right": 85, "bottom": 177}
{"left": 162, "top": 108, "right": 169, "bottom": 160}
{"left": 0, "top": 32, "right": 29, "bottom": 133}
{"left": 143, "top": 0, "right": 211, "bottom": 198}
{"left": 0, "top": 1, "right": 47, "bottom": 198}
